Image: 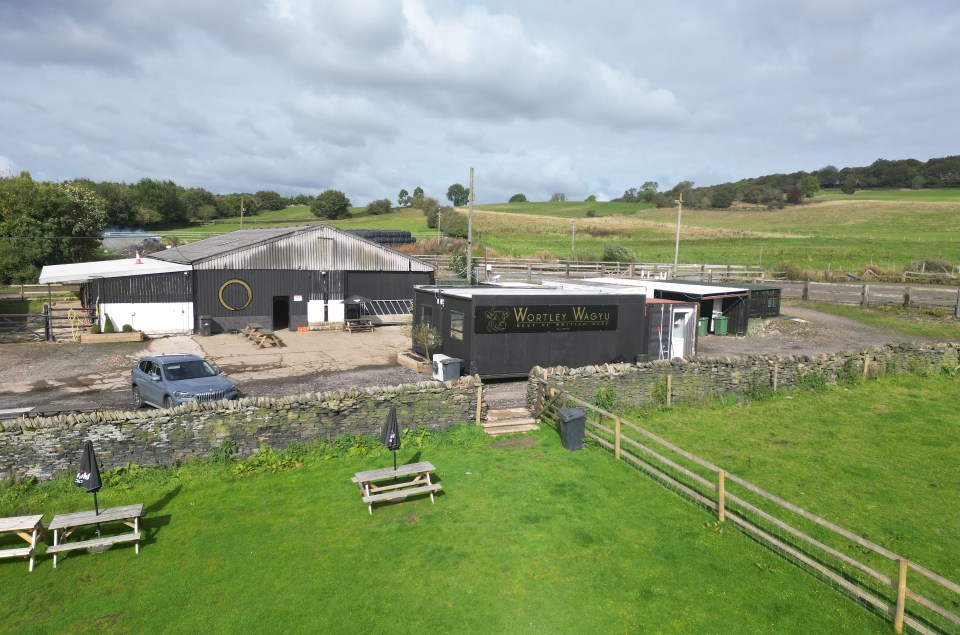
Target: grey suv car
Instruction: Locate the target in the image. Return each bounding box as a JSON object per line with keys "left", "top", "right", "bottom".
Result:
{"left": 132, "top": 354, "right": 239, "bottom": 409}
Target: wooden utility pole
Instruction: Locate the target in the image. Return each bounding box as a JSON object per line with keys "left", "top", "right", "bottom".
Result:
{"left": 467, "top": 167, "right": 474, "bottom": 285}
{"left": 571, "top": 220, "right": 576, "bottom": 260}
{"left": 672, "top": 192, "right": 683, "bottom": 276}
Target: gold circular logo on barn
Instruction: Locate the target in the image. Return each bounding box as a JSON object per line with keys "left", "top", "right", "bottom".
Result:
{"left": 218, "top": 279, "right": 252, "bottom": 311}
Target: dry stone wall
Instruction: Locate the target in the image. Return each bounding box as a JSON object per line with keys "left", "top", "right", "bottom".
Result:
{"left": 1, "top": 376, "right": 486, "bottom": 481}
{"left": 528, "top": 342, "right": 960, "bottom": 410}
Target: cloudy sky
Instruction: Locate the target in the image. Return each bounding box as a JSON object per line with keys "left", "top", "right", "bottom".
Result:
{"left": 1, "top": 0, "right": 957, "bottom": 204}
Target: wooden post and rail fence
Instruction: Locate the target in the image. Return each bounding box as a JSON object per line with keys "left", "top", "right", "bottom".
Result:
{"left": 533, "top": 375, "right": 960, "bottom": 634}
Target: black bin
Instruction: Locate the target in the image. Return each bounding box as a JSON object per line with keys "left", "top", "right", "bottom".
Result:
{"left": 557, "top": 407, "right": 586, "bottom": 451}
{"left": 199, "top": 315, "right": 212, "bottom": 337}
{"left": 437, "top": 357, "right": 461, "bottom": 381}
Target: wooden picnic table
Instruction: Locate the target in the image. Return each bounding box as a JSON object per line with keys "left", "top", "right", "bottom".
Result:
{"left": 0, "top": 514, "right": 44, "bottom": 572}
{"left": 255, "top": 329, "right": 283, "bottom": 348}
{"left": 344, "top": 318, "right": 374, "bottom": 333}
{"left": 47, "top": 504, "right": 144, "bottom": 568}
{"left": 351, "top": 461, "right": 441, "bottom": 515}
{"left": 240, "top": 322, "right": 264, "bottom": 339}
{"left": 241, "top": 322, "right": 283, "bottom": 348}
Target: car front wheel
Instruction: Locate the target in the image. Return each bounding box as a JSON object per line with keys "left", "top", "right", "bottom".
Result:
{"left": 132, "top": 386, "right": 144, "bottom": 409}
{"left": 163, "top": 395, "right": 174, "bottom": 409}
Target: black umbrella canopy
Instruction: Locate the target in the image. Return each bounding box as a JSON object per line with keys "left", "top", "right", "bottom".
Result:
{"left": 379, "top": 405, "right": 401, "bottom": 452}
{"left": 75, "top": 440, "right": 102, "bottom": 494}
{"left": 344, "top": 295, "right": 372, "bottom": 306}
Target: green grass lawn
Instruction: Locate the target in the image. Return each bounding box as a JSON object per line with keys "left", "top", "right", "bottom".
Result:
{"left": 0, "top": 426, "right": 885, "bottom": 633}
{"left": 620, "top": 374, "right": 960, "bottom": 583}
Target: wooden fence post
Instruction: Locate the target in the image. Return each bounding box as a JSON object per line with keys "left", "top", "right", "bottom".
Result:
{"left": 773, "top": 362, "right": 779, "bottom": 390}
{"left": 666, "top": 375, "right": 672, "bottom": 407}
{"left": 476, "top": 384, "right": 483, "bottom": 424}
{"left": 718, "top": 471, "right": 726, "bottom": 522}
{"left": 614, "top": 417, "right": 621, "bottom": 460}
{"left": 894, "top": 558, "right": 908, "bottom": 633}
{"left": 902, "top": 288, "right": 911, "bottom": 309}
{"left": 802, "top": 281, "right": 810, "bottom": 301}
{"left": 565, "top": 262, "right": 570, "bottom": 278}
{"left": 955, "top": 288, "right": 960, "bottom": 318}
{"left": 863, "top": 354, "right": 871, "bottom": 380}
{"left": 861, "top": 284, "right": 869, "bottom": 308}
{"left": 628, "top": 263, "right": 635, "bottom": 277}
{"left": 527, "top": 264, "right": 532, "bottom": 283}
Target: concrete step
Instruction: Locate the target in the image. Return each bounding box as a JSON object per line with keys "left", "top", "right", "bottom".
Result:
{"left": 486, "top": 407, "right": 533, "bottom": 422}
{"left": 482, "top": 408, "right": 540, "bottom": 435}
{"left": 482, "top": 422, "right": 540, "bottom": 436}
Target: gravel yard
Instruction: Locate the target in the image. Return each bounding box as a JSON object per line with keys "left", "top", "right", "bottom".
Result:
{"left": 0, "top": 306, "right": 944, "bottom": 416}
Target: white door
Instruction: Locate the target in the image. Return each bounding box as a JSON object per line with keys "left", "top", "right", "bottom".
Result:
{"left": 671, "top": 309, "right": 693, "bottom": 359}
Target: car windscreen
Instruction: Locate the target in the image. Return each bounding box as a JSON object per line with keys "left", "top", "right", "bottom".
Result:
{"left": 163, "top": 360, "right": 217, "bottom": 381}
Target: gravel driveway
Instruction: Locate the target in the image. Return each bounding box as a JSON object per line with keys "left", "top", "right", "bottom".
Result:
{"left": 0, "top": 306, "right": 943, "bottom": 415}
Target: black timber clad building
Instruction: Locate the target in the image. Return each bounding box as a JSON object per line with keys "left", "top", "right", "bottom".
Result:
{"left": 413, "top": 286, "right": 698, "bottom": 378}
{"left": 146, "top": 225, "right": 434, "bottom": 333}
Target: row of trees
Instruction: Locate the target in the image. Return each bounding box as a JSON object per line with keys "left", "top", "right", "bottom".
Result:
{"left": 616, "top": 155, "right": 960, "bottom": 211}
{"left": 1, "top": 172, "right": 108, "bottom": 282}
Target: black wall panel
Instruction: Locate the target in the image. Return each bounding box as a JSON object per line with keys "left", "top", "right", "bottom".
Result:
{"left": 345, "top": 271, "right": 434, "bottom": 300}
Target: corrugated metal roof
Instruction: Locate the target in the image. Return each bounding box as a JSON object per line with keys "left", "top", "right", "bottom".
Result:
{"left": 151, "top": 225, "right": 434, "bottom": 272}
{"left": 39, "top": 257, "right": 192, "bottom": 284}
{"left": 150, "top": 226, "right": 308, "bottom": 264}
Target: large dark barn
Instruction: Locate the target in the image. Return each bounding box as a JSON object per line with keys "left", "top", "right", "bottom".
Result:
{"left": 39, "top": 225, "right": 434, "bottom": 335}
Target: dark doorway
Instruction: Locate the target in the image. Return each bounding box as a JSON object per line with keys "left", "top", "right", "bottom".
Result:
{"left": 272, "top": 296, "right": 290, "bottom": 330}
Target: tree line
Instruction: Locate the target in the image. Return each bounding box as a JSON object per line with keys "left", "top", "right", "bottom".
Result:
{"left": 614, "top": 155, "right": 960, "bottom": 210}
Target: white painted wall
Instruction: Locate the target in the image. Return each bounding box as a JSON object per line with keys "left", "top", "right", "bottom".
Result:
{"left": 99, "top": 302, "right": 194, "bottom": 335}
{"left": 327, "top": 300, "right": 344, "bottom": 322}
{"left": 307, "top": 299, "right": 345, "bottom": 324}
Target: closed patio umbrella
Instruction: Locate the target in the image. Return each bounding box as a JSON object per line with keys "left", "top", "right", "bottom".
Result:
{"left": 379, "top": 405, "right": 402, "bottom": 472}
{"left": 75, "top": 440, "right": 103, "bottom": 535}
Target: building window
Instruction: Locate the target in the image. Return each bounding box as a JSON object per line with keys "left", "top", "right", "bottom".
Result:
{"left": 422, "top": 305, "right": 433, "bottom": 325}
{"left": 450, "top": 310, "right": 464, "bottom": 341}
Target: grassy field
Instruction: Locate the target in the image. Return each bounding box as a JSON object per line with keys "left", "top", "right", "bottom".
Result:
{"left": 816, "top": 189, "right": 960, "bottom": 203}
{"left": 619, "top": 374, "right": 960, "bottom": 583}
{"left": 0, "top": 425, "right": 886, "bottom": 633}
{"left": 154, "top": 192, "right": 960, "bottom": 272}
{"left": 474, "top": 200, "right": 652, "bottom": 217}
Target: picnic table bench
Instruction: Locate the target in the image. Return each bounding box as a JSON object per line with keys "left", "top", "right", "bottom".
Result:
{"left": 241, "top": 323, "right": 283, "bottom": 348}
{"left": 0, "top": 514, "right": 44, "bottom": 572}
{"left": 46, "top": 504, "right": 144, "bottom": 568}
{"left": 240, "top": 322, "right": 263, "bottom": 339}
{"left": 254, "top": 329, "right": 283, "bottom": 348}
{"left": 351, "top": 461, "right": 441, "bottom": 515}
{"left": 344, "top": 318, "right": 374, "bottom": 333}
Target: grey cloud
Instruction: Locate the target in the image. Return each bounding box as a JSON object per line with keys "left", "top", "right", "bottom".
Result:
{"left": 1, "top": 0, "right": 958, "bottom": 203}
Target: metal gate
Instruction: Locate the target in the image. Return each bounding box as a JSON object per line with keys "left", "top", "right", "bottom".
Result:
{"left": 0, "top": 305, "right": 94, "bottom": 342}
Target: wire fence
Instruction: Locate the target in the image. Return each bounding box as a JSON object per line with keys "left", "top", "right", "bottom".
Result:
{"left": 532, "top": 376, "right": 960, "bottom": 635}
